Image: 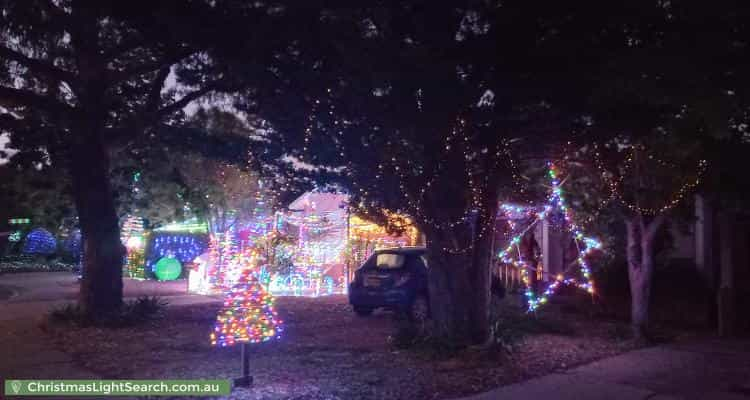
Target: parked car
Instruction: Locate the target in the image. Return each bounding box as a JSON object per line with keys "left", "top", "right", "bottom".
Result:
{"left": 348, "top": 246, "right": 429, "bottom": 321}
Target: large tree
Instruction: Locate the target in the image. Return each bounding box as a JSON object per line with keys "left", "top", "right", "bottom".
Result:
{"left": 0, "top": 0, "right": 305, "bottom": 316}
{"left": 560, "top": 0, "right": 750, "bottom": 339}
{"left": 171, "top": 109, "right": 270, "bottom": 234}
{"left": 238, "top": 1, "right": 661, "bottom": 344}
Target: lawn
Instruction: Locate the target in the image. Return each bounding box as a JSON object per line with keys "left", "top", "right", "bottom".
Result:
{"left": 47, "top": 295, "right": 639, "bottom": 400}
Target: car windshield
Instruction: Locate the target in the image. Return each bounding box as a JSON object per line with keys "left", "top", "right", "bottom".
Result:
{"left": 375, "top": 253, "right": 405, "bottom": 269}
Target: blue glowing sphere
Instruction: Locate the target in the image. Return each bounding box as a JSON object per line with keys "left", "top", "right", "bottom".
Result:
{"left": 22, "top": 228, "right": 57, "bottom": 255}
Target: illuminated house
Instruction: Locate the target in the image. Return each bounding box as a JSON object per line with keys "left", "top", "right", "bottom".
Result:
{"left": 258, "top": 192, "right": 419, "bottom": 295}
{"left": 185, "top": 192, "right": 419, "bottom": 296}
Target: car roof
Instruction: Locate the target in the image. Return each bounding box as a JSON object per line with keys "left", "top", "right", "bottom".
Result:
{"left": 373, "top": 246, "right": 426, "bottom": 255}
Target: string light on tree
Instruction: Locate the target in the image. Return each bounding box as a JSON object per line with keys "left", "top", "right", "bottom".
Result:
{"left": 497, "top": 163, "right": 602, "bottom": 312}
{"left": 593, "top": 143, "right": 709, "bottom": 216}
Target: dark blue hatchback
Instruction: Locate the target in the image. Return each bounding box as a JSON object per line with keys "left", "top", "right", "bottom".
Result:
{"left": 348, "top": 247, "right": 429, "bottom": 320}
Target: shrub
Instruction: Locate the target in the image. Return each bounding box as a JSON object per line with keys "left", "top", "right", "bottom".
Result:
{"left": 0, "top": 255, "right": 76, "bottom": 273}
{"left": 49, "top": 296, "right": 168, "bottom": 328}
{"left": 490, "top": 299, "right": 575, "bottom": 353}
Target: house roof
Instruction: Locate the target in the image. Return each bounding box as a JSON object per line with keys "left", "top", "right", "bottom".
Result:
{"left": 287, "top": 192, "right": 348, "bottom": 214}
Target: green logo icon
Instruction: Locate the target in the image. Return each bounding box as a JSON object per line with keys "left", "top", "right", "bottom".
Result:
{"left": 10, "top": 380, "right": 22, "bottom": 394}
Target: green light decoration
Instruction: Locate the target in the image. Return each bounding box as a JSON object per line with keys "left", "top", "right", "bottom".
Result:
{"left": 8, "top": 218, "right": 30, "bottom": 225}
{"left": 154, "top": 257, "right": 182, "bottom": 281}
{"left": 154, "top": 220, "right": 209, "bottom": 234}
{"left": 8, "top": 231, "right": 22, "bottom": 242}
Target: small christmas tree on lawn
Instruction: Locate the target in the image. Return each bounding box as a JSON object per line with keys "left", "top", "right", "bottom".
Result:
{"left": 210, "top": 267, "right": 283, "bottom": 387}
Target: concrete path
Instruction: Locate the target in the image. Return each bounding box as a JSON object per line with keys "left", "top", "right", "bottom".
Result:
{"left": 0, "top": 271, "right": 219, "bottom": 321}
{"left": 462, "top": 338, "right": 750, "bottom": 400}
{"left": 0, "top": 271, "right": 190, "bottom": 303}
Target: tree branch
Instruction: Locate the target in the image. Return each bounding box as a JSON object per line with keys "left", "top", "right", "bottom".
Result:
{"left": 156, "top": 83, "right": 220, "bottom": 117}
{"left": 0, "top": 45, "right": 76, "bottom": 84}
{"left": 0, "top": 85, "right": 75, "bottom": 115}
{"left": 108, "top": 48, "right": 197, "bottom": 83}
{"left": 100, "top": 37, "right": 147, "bottom": 61}
{"left": 0, "top": 113, "right": 25, "bottom": 132}
{"left": 146, "top": 67, "right": 171, "bottom": 113}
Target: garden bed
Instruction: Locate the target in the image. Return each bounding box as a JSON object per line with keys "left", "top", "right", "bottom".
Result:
{"left": 0, "top": 255, "right": 76, "bottom": 274}
{"left": 47, "top": 295, "right": 641, "bottom": 400}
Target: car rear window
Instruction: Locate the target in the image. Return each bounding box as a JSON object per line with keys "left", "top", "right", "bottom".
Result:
{"left": 375, "top": 253, "right": 405, "bottom": 269}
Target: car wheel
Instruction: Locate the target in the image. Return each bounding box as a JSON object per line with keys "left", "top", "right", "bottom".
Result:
{"left": 353, "top": 306, "right": 374, "bottom": 317}
{"left": 409, "top": 295, "right": 429, "bottom": 323}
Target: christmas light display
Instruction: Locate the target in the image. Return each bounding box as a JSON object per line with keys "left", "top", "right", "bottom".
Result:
{"left": 154, "top": 220, "right": 209, "bottom": 234}
{"left": 21, "top": 228, "right": 57, "bottom": 255}
{"left": 8, "top": 218, "right": 30, "bottom": 225}
{"left": 210, "top": 264, "right": 283, "bottom": 387}
{"left": 121, "top": 215, "right": 146, "bottom": 279}
{"left": 187, "top": 191, "right": 418, "bottom": 297}
{"left": 206, "top": 232, "right": 240, "bottom": 289}
{"left": 497, "top": 163, "right": 602, "bottom": 312}
{"left": 593, "top": 143, "right": 708, "bottom": 216}
{"left": 63, "top": 230, "right": 82, "bottom": 260}
{"left": 210, "top": 268, "right": 283, "bottom": 347}
{"left": 267, "top": 265, "right": 337, "bottom": 296}
{"left": 145, "top": 233, "right": 208, "bottom": 279}
{"left": 188, "top": 251, "right": 212, "bottom": 294}
{"left": 190, "top": 232, "right": 248, "bottom": 295}
{"left": 8, "top": 231, "right": 22, "bottom": 242}
{"left": 154, "top": 257, "right": 183, "bottom": 281}
{"left": 121, "top": 215, "right": 145, "bottom": 242}
{"left": 77, "top": 235, "right": 85, "bottom": 279}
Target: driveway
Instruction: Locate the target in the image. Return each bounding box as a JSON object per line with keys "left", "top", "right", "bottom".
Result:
{"left": 0, "top": 271, "right": 220, "bottom": 390}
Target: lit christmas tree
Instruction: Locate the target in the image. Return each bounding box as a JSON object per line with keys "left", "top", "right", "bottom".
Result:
{"left": 210, "top": 268, "right": 283, "bottom": 347}
{"left": 210, "top": 265, "right": 283, "bottom": 387}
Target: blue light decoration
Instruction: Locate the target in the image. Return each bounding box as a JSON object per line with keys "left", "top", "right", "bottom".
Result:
{"left": 21, "top": 228, "right": 57, "bottom": 255}
{"left": 77, "top": 235, "right": 85, "bottom": 279}
{"left": 144, "top": 233, "right": 208, "bottom": 280}
{"left": 63, "top": 230, "right": 82, "bottom": 261}
{"left": 497, "top": 163, "right": 602, "bottom": 312}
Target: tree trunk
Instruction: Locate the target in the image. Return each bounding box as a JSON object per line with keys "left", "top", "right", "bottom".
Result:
{"left": 423, "top": 204, "right": 497, "bottom": 346}
{"left": 70, "top": 133, "right": 125, "bottom": 317}
{"left": 625, "top": 214, "right": 664, "bottom": 340}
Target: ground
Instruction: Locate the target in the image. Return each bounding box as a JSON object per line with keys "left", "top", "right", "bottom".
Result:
{"left": 44, "top": 295, "right": 638, "bottom": 400}
{"left": 2, "top": 272, "right": 749, "bottom": 400}
{"left": 465, "top": 339, "right": 750, "bottom": 400}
